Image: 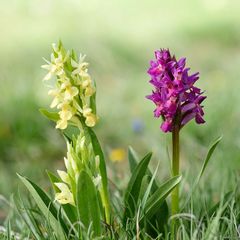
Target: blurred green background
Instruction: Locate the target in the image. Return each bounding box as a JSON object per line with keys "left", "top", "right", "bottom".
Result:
{"left": 0, "top": 0, "right": 240, "bottom": 217}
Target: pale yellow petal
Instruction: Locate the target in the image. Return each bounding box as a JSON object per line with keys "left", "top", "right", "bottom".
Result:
{"left": 48, "top": 89, "right": 58, "bottom": 96}
{"left": 59, "top": 110, "right": 72, "bottom": 121}
{"left": 82, "top": 107, "right": 92, "bottom": 117}
{"left": 54, "top": 182, "right": 69, "bottom": 192}
{"left": 85, "top": 86, "right": 95, "bottom": 97}
{"left": 57, "top": 170, "right": 70, "bottom": 184}
{"left": 56, "top": 119, "right": 68, "bottom": 129}
{"left": 82, "top": 77, "right": 91, "bottom": 88}
{"left": 71, "top": 86, "right": 79, "bottom": 97}
{"left": 71, "top": 58, "right": 79, "bottom": 68}
{"left": 43, "top": 72, "right": 52, "bottom": 81}
{"left": 41, "top": 64, "right": 51, "bottom": 70}
{"left": 85, "top": 113, "right": 97, "bottom": 127}
{"left": 64, "top": 157, "right": 70, "bottom": 170}
{"left": 55, "top": 184, "right": 74, "bottom": 205}
{"left": 72, "top": 68, "right": 79, "bottom": 76}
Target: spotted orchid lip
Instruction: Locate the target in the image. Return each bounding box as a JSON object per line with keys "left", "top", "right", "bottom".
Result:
{"left": 146, "top": 49, "right": 206, "bottom": 133}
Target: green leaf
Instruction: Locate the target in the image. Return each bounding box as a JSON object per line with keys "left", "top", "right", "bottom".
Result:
{"left": 128, "top": 146, "right": 139, "bottom": 173}
{"left": 17, "top": 174, "right": 66, "bottom": 240}
{"left": 128, "top": 147, "right": 159, "bottom": 191}
{"left": 123, "top": 152, "right": 152, "bottom": 224}
{"left": 142, "top": 175, "right": 182, "bottom": 221}
{"left": 87, "top": 127, "right": 110, "bottom": 222}
{"left": 196, "top": 136, "right": 222, "bottom": 183}
{"left": 127, "top": 147, "right": 169, "bottom": 236}
{"left": 39, "top": 108, "right": 59, "bottom": 122}
{"left": 47, "top": 170, "right": 62, "bottom": 193}
{"left": 76, "top": 170, "right": 101, "bottom": 237}
{"left": 90, "top": 91, "right": 97, "bottom": 115}
{"left": 141, "top": 163, "right": 159, "bottom": 210}
{"left": 182, "top": 136, "right": 222, "bottom": 210}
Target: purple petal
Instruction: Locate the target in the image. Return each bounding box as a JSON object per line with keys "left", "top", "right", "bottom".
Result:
{"left": 160, "top": 120, "right": 172, "bottom": 132}
{"left": 181, "top": 112, "right": 196, "bottom": 126}
{"left": 181, "top": 102, "right": 196, "bottom": 113}
{"left": 195, "top": 114, "right": 205, "bottom": 124}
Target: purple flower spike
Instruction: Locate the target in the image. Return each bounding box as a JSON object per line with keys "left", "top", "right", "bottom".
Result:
{"left": 146, "top": 49, "right": 206, "bottom": 132}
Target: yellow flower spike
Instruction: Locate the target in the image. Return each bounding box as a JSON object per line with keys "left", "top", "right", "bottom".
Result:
{"left": 54, "top": 183, "right": 74, "bottom": 205}
{"left": 57, "top": 170, "right": 70, "bottom": 185}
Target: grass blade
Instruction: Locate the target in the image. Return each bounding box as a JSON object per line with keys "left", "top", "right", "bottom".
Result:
{"left": 142, "top": 175, "right": 182, "bottom": 220}
{"left": 123, "top": 152, "right": 152, "bottom": 224}
{"left": 18, "top": 174, "right": 66, "bottom": 240}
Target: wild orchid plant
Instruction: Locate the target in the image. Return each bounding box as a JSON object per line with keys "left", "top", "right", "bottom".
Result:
{"left": 146, "top": 49, "right": 206, "bottom": 216}
{"left": 14, "top": 43, "right": 223, "bottom": 239}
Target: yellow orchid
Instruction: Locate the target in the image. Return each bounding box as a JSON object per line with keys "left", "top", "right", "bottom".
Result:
{"left": 61, "top": 82, "right": 79, "bottom": 101}
{"left": 83, "top": 106, "right": 98, "bottom": 127}
{"left": 85, "top": 113, "right": 98, "bottom": 127}
{"left": 41, "top": 54, "right": 64, "bottom": 81}
{"left": 82, "top": 75, "right": 92, "bottom": 88}
{"left": 71, "top": 54, "right": 89, "bottom": 77}
{"left": 43, "top": 43, "right": 98, "bottom": 130}
{"left": 54, "top": 182, "right": 74, "bottom": 205}
{"left": 56, "top": 103, "right": 75, "bottom": 129}
{"left": 85, "top": 86, "right": 95, "bottom": 97}
{"left": 56, "top": 119, "right": 68, "bottom": 129}
{"left": 48, "top": 89, "right": 63, "bottom": 108}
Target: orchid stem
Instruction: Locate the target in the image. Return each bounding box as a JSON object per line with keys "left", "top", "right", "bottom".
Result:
{"left": 171, "top": 124, "right": 180, "bottom": 235}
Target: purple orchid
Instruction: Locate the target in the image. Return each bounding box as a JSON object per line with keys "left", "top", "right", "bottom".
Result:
{"left": 146, "top": 49, "right": 206, "bottom": 132}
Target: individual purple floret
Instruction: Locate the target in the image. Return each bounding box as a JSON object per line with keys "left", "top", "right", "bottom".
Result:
{"left": 146, "top": 49, "right": 206, "bottom": 132}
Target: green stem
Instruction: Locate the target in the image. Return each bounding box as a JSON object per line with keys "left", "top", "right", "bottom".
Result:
{"left": 172, "top": 125, "right": 180, "bottom": 215}
{"left": 100, "top": 186, "right": 111, "bottom": 224}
